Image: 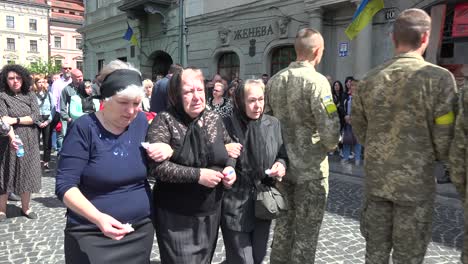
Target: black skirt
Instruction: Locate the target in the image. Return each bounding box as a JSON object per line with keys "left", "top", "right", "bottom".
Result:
{"left": 64, "top": 217, "right": 154, "bottom": 264}
{"left": 154, "top": 206, "right": 221, "bottom": 264}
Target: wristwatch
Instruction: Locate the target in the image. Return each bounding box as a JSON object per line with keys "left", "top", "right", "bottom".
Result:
{"left": 16, "top": 117, "right": 20, "bottom": 124}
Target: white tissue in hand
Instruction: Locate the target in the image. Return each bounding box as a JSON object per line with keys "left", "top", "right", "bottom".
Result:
{"left": 265, "top": 169, "right": 272, "bottom": 175}
{"left": 122, "top": 223, "right": 134, "bottom": 233}
{"left": 141, "top": 142, "right": 150, "bottom": 149}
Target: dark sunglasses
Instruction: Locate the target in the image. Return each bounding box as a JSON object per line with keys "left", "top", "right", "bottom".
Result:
{"left": 62, "top": 67, "right": 72, "bottom": 70}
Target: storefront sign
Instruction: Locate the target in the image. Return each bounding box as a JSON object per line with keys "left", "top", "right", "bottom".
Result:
{"left": 233, "top": 25, "right": 274, "bottom": 40}
{"left": 339, "top": 42, "right": 349, "bottom": 57}
{"left": 453, "top": 3, "right": 468, "bottom": 37}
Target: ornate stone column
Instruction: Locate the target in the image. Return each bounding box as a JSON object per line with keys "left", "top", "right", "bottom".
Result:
{"left": 350, "top": 0, "right": 372, "bottom": 79}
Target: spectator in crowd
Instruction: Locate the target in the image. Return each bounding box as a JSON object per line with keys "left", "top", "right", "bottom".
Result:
{"left": 0, "top": 64, "right": 42, "bottom": 222}
{"left": 261, "top": 74, "right": 269, "bottom": 85}
{"left": 207, "top": 82, "right": 233, "bottom": 118}
{"left": 60, "top": 69, "right": 83, "bottom": 138}
{"left": 227, "top": 81, "right": 238, "bottom": 99}
{"left": 150, "top": 64, "right": 183, "bottom": 113}
{"left": 49, "top": 73, "right": 62, "bottom": 152}
{"left": 55, "top": 60, "right": 172, "bottom": 263}
{"left": 352, "top": 9, "right": 457, "bottom": 263}
{"left": 266, "top": 28, "right": 339, "bottom": 264}
{"left": 342, "top": 79, "right": 362, "bottom": 166}
{"left": 141, "top": 79, "right": 153, "bottom": 112}
{"left": 343, "top": 76, "right": 354, "bottom": 101}
{"left": 222, "top": 79, "right": 288, "bottom": 264}
{"left": 332, "top": 80, "right": 346, "bottom": 132}
{"left": 50, "top": 63, "right": 72, "bottom": 150}
{"left": 69, "top": 80, "right": 100, "bottom": 121}
{"left": 32, "top": 74, "right": 55, "bottom": 170}
{"left": 147, "top": 67, "right": 236, "bottom": 263}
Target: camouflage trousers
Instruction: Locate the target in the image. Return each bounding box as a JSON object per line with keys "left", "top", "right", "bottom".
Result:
{"left": 270, "top": 178, "right": 329, "bottom": 264}
{"left": 360, "top": 195, "right": 434, "bottom": 264}
{"left": 463, "top": 200, "right": 468, "bottom": 264}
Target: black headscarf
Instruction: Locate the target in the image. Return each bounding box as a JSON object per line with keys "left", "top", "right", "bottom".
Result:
{"left": 229, "top": 83, "right": 267, "bottom": 181}
{"left": 167, "top": 69, "right": 216, "bottom": 169}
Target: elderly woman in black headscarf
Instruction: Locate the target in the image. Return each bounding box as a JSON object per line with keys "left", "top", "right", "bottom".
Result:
{"left": 221, "top": 79, "right": 288, "bottom": 264}
{"left": 55, "top": 60, "right": 172, "bottom": 263}
{"left": 146, "top": 67, "right": 237, "bottom": 264}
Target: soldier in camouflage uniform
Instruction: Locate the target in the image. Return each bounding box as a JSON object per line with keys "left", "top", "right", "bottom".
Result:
{"left": 449, "top": 75, "right": 468, "bottom": 263}
{"left": 352, "top": 9, "right": 458, "bottom": 264}
{"left": 265, "top": 28, "right": 340, "bottom": 264}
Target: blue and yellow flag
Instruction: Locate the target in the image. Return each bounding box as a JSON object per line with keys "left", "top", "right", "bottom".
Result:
{"left": 123, "top": 22, "right": 139, "bottom": 46}
{"left": 345, "top": 0, "right": 384, "bottom": 40}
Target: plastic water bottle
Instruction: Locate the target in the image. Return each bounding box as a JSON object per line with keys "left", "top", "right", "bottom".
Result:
{"left": 15, "top": 135, "right": 24, "bottom": 157}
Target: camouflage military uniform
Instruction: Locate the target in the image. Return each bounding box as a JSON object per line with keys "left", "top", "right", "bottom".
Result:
{"left": 265, "top": 61, "right": 340, "bottom": 264}
{"left": 449, "top": 77, "right": 468, "bottom": 264}
{"left": 352, "top": 53, "right": 457, "bottom": 264}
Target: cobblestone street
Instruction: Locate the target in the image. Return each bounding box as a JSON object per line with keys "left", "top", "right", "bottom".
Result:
{"left": 0, "top": 157, "right": 464, "bottom": 263}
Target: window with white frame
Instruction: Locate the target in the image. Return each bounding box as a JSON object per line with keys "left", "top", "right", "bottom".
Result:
{"left": 54, "top": 36, "right": 61, "bottom": 48}
{"left": 76, "top": 38, "right": 82, "bottom": 49}
{"left": 29, "top": 19, "right": 37, "bottom": 31}
{"left": 7, "top": 38, "right": 15, "bottom": 51}
{"left": 30, "top": 40, "right": 38, "bottom": 52}
{"left": 6, "top": 16, "right": 14, "bottom": 28}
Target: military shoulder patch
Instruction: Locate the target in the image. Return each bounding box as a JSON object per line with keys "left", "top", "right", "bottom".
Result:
{"left": 435, "top": 111, "right": 454, "bottom": 125}
{"left": 322, "top": 95, "right": 337, "bottom": 115}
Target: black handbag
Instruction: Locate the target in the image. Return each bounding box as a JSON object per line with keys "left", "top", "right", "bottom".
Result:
{"left": 254, "top": 182, "right": 288, "bottom": 220}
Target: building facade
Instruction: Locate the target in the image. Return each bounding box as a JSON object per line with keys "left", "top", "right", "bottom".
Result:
{"left": 0, "top": 0, "right": 49, "bottom": 68}
{"left": 49, "top": 0, "right": 84, "bottom": 71}
{"left": 81, "top": 0, "right": 468, "bottom": 84}
{"left": 185, "top": 0, "right": 468, "bottom": 83}
{"left": 79, "top": 0, "right": 181, "bottom": 80}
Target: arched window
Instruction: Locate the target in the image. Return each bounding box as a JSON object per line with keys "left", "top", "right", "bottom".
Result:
{"left": 217, "top": 52, "right": 239, "bottom": 82}
{"left": 271, "top": 46, "right": 296, "bottom": 75}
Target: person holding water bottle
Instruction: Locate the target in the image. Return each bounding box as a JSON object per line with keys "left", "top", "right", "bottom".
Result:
{"left": 221, "top": 79, "right": 288, "bottom": 264}
{"left": 0, "top": 64, "right": 42, "bottom": 222}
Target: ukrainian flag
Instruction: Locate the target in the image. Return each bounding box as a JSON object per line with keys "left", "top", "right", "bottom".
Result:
{"left": 123, "top": 22, "right": 139, "bottom": 46}
{"left": 345, "top": 0, "right": 384, "bottom": 40}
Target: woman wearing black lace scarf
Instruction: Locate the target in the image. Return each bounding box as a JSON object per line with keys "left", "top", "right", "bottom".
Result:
{"left": 221, "top": 79, "right": 288, "bottom": 264}
{"left": 146, "top": 67, "right": 237, "bottom": 264}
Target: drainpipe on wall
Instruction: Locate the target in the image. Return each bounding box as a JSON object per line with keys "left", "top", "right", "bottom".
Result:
{"left": 178, "top": 0, "right": 185, "bottom": 66}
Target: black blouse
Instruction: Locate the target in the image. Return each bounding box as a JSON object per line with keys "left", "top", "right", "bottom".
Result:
{"left": 147, "top": 110, "right": 235, "bottom": 216}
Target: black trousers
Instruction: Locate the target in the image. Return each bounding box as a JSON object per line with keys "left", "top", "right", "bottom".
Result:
{"left": 37, "top": 115, "right": 52, "bottom": 162}
{"left": 221, "top": 218, "right": 271, "bottom": 264}
{"left": 154, "top": 206, "right": 221, "bottom": 264}
{"left": 64, "top": 217, "right": 154, "bottom": 264}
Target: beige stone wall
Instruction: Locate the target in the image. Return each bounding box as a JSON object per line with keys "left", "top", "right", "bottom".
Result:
{"left": 0, "top": 2, "right": 49, "bottom": 68}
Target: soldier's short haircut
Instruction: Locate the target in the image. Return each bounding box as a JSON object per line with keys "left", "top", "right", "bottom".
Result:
{"left": 294, "top": 28, "right": 322, "bottom": 58}
{"left": 393, "top": 8, "right": 431, "bottom": 49}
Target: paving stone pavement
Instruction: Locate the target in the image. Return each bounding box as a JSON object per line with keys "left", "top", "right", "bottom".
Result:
{"left": 0, "top": 158, "right": 464, "bottom": 264}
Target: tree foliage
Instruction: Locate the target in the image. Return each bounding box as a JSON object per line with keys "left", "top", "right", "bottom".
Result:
{"left": 25, "top": 59, "right": 61, "bottom": 76}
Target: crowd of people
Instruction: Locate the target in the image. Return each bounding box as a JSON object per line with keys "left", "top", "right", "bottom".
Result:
{"left": 2, "top": 7, "right": 468, "bottom": 264}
